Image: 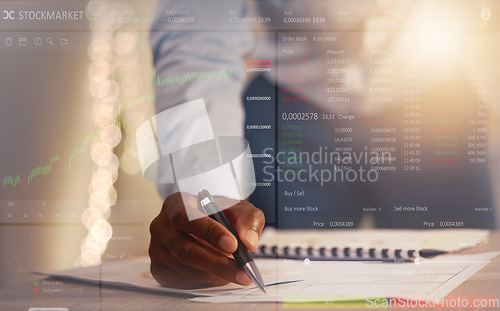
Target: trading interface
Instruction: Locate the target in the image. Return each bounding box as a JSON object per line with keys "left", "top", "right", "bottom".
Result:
{"left": 1, "top": 0, "right": 499, "bottom": 309}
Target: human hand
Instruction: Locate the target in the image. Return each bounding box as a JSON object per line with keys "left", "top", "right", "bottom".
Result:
{"left": 149, "top": 192, "right": 265, "bottom": 288}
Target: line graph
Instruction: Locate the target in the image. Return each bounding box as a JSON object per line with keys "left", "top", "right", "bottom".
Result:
{"left": 3, "top": 130, "right": 100, "bottom": 190}
{"left": 5, "top": 249, "right": 43, "bottom": 267}
{"left": 3, "top": 69, "right": 233, "bottom": 190}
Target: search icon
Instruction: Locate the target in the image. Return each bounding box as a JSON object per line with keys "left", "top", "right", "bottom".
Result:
{"left": 47, "top": 37, "right": 54, "bottom": 45}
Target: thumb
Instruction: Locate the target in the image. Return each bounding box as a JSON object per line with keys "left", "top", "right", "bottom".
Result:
{"left": 222, "top": 200, "right": 265, "bottom": 252}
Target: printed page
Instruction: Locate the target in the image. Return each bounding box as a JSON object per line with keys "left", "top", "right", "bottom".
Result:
{"left": 35, "top": 256, "right": 362, "bottom": 297}
{"left": 191, "top": 252, "right": 500, "bottom": 303}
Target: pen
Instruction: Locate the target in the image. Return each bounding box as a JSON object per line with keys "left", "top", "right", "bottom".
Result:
{"left": 197, "top": 189, "right": 266, "bottom": 293}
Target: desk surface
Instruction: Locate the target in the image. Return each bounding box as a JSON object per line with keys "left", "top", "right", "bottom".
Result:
{"left": 2, "top": 231, "right": 500, "bottom": 311}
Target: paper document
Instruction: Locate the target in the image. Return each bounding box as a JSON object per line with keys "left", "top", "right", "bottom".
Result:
{"left": 191, "top": 252, "right": 500, "bottom": 303}
{"left": 35, "top": 252, "right": 498, "bottom": 304}
{"left": 35, "top": 257, "right": 362, "bottom": 297}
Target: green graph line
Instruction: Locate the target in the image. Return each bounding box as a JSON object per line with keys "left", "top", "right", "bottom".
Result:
{"left": 28, "top": 155, "right": 61, "bottom": 185}
{"left": 67, "top": 130, "right": 101, "bottom": 174}
{"left": 6, "top": 249, "right": 43, "bottom": 266}
{"left": 3, "top": 130, "right": 100, "bottom": 189}
{"left": 156, "top": 70, "right": 233, "bottom": 87}
{"left": 3, "top": 69, "right": 233, "bottom": 190}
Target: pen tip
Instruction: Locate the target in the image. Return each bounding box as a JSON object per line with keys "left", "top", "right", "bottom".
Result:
{"left": 243, "top": 261, "right": 267, "bottom": 294}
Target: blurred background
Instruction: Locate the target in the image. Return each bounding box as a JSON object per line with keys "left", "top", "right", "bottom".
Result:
{"left": 0, "top": 0, "right": 161, "bottom": 289}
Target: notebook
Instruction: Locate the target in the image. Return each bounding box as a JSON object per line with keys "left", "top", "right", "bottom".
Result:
{"left": 253, "top": 228, "right": 489, "bottom": 261}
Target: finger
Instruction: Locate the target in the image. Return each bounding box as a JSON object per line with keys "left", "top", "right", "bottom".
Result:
{"left": 162, "top": 230, "right": 252, "bottom": 286}
{"left": 149, "top": 241, "right": 229, "bottom": 285}
{"left": 165, "top": 193, "right": 238, "bottom": 254}
{"left": 223, "top": 201, "right": 265, "bottom": 252}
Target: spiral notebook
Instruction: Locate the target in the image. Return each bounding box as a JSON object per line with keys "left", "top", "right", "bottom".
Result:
{"left": 253, "top": 228, "right": 489, "bottom": 261}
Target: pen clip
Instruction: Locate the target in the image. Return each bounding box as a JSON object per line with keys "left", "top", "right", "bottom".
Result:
{"left": 198, "top": 201, "right": 209, "bottom": 217}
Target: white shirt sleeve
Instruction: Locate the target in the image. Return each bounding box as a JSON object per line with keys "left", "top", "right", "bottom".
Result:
{"left": 149, "top": 0, "right": 255, "bottom": 199}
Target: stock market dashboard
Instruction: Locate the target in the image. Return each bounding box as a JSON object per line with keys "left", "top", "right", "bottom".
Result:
{"left": 0, "top": 0, "right": 499, "bottom": 308}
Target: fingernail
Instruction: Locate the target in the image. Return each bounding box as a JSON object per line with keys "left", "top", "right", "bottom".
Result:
{"left": 219, "top": 235, "right": 236, "bottom": 253}
{"left": 245, "top": 229, "right": 259, "bottom": 248}
{"left": 236, "top": 270, "right": 252, "bottom": 286}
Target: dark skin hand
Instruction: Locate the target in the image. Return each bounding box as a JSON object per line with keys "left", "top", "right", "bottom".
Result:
{"left": 149, "top": 192, "right": 266, "bottom": 289}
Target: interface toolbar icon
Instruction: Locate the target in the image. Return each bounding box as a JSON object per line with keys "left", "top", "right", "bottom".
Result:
{"left": 34, "top": 37, "right": 42, "bottom": 46}
{"left": 6, "top": 37, "right": 12, "bottom": 46}
{"left": 47, "top": 37, "right": 54, "bottom": 45}
{"left": 19, "top": 37, "right": 27, "bottom": 46}
{"left": 481, "top": 8, "right": 491, "bottom": 20}
{"left": 60, "top": 38, "right": 68, "bottom": 45}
